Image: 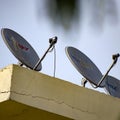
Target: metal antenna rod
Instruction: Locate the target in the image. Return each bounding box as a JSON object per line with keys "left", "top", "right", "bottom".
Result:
{"left": 92, "top": 53, "right": 120, "bottom": 88}
{"left": 33, "top": 36, "right": 57, "bottom": 70}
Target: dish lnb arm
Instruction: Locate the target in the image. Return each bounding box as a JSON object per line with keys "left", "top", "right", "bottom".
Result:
{"left": 94, "top": 53, "right": 120, "bottom": 88}
{"left": 33, "top": 36, "right": 58, "bottom": 70}
{"left": 49, "top": 36, "right": 57, "bottom": 47}
{"left": 112, "top": 53, "right": 120, "bottom": 64}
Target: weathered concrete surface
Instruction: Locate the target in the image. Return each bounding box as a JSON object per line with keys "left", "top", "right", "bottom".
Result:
{"left": 0, "top": 64, "right": 120, "bottom": 120}
{"left": 0, "top": 100, "right": 72, "bottom": 120}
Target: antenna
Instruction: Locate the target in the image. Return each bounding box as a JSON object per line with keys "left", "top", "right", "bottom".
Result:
{"left": 105, "top": 75, "right": 120, "bottom": 98}
{"left": 1, "top": 28, "right": 58, "bottom": 72}
{"left": 92, "top": 53, "right": 120, "bottom": 88}
{"left": 1, "top": 28, "right": 42, "bottom": 71}
{"left": 65, "top": 46, "right": 105, "bottom": 87}
{"left": 33, "top": 36, "right": 57, "bottom": 70}
{"left": 65, "top": 46, "right": 120, "bottom": 90}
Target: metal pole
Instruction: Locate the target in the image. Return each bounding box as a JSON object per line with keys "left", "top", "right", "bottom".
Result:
{"left": 33, "top": 36, "right": 57, "bottom": 70}
{"left": 92, "top": 54, "right": 119, "bottom": 88}
{"left": 33, "top": 45, "right": 52, "bottom": 70}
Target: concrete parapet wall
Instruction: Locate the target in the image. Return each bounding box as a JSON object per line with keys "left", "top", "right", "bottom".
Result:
{"left": 0, "top": 64, "right": 120, "bottom": 120}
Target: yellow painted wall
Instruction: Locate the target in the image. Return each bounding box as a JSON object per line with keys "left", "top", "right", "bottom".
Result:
{"left": 0, "top": 65, "right": 12, "bottom": 102}
{"left": 0, "top": 100, "right": 72, "bottom": 120}
{"left": 0, "top": 64, "right": 120, "bottom": 120}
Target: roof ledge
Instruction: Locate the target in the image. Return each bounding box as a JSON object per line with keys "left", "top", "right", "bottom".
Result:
{"left": 0, "top": 64, "right": 120, "bottom": 120}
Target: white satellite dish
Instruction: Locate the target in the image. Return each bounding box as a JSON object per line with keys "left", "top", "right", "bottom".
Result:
{"left": 1, "top": 28, "right": 42, "bottom": 71}
{"left": 65, "top": 46, "right": 105, "bottom": 87}
{"left": 105, "top": 75, "right": 120, "bottom": 98}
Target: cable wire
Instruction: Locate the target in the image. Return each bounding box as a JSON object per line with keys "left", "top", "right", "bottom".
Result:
{"left": 48, "top": 45, "right": 56, "bottom": 77}
{"left": 53, "top": 46, "right": 56, "bottom": 77}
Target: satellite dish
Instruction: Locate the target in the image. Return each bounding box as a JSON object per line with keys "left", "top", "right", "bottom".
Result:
{"left": 65, "top": 46, "right": 105, "bottom": 87}
{"left": 105, "top": 75, "right": 120, "bottom": 98}
{"left": 1, "top": 28, "right": 42, "bottom": 71}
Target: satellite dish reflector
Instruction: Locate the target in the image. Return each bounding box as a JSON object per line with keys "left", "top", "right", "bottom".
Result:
{"left": 65, "top": 46, "right": 105, "bottom": 87}
{"left": 1, "top": 28, "right": 42, "bottom": 71}
{"left": 105, "top": 75, "right": 120, "bottom": 98}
